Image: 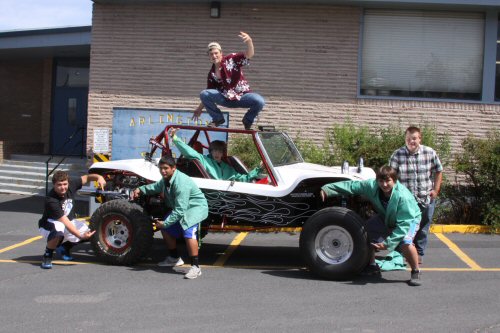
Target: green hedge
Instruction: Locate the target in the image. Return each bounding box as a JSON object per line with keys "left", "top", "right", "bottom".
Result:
{"left": 295, "top": 120, "right": 451, "bottom": 169}
{"left": 437, "top": 131, "right": 499, "bottom": 228}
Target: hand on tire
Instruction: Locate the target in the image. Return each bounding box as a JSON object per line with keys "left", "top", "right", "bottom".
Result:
{"left": 80, "top": 230, "right": 96, "bottom": 240}
{"left": 153, "top": 219, "right": 164, "bottom": 230}
{"left": 371, "top": 242, "right": 386, "bottom": 251}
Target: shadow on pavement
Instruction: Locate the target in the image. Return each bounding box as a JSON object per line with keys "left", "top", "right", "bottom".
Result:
{"left": 0, "top": 195, "right": 44, "bottom": 214}
{"left": 345, "top": 276, "right": 410, "bottom": 285}
{"left": 262, "top": 268, "right": 410, "bottom": 284}
{"left": 261, "top": 268, "right": 320, "bottom": 280}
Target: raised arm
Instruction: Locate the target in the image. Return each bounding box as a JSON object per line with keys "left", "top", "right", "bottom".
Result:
{"left": 169, "top": 128, "right": 205, "bottom": 162}
{"left": 81, "top": 174, "right": 106, "bottom": 190}
{"left": 239, "top": 31, "right": 254, "bottom": 59}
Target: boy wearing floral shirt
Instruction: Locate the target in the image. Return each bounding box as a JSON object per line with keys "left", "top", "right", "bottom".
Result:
{"left": 193, "top": 32, "right": 265, "bottom": 130}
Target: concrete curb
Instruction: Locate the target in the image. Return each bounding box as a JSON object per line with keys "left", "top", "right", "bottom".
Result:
{"left": 430, "top": 225, "right": 499, "bottom": 234}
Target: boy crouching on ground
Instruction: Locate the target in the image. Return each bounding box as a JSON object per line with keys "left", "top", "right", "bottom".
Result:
{"left": 133, "top": 156, "right": 208, "bottom": 279}
{"left": 321, "top": 165, "right": 422, "bottom": 286}
{"left": 39, "top": 170, "right": 105, "bottom": 269}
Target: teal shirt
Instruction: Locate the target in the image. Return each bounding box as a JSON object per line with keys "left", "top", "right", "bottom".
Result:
{"left": 172, "top": 135, "right": 261, "bottom": 182}
{"left": 321, "top": 179, "right": 421, "bottom": 252}
{"left": 138, "top": 169, "right": 208, "bottom": 230}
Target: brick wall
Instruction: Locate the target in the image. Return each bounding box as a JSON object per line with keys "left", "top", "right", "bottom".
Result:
{"left": 88, "top": 3, "right": 500, "bottom": 159}
{"left": 0, "top": 141, "right": 44, "bottom": 161}
{"left": 41, "top": 58, "right": 53, "bottom": 154}
{"left": 0, "top": 59, "right": 48, "bottom": 155}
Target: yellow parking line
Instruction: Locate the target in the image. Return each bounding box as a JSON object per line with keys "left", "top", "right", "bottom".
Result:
{"left": 213, "top": 232, "right": 248, "bottom": 267}
{"left": 2, "top": 259, "right": 500, "bottom": 272}
{"left": 416, "top": 267, "right": 500, "bottom": 272}
{"left": 0, "top": 236, "right": 42, "bottom": 254}
{"left": 0, "top": 259, "right": 89, "bottom": 265}
{"left": 434, "top": 233, "right": 482, "bottom": 269}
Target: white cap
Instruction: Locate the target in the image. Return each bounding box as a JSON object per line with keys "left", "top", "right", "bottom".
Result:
{"left": 207, "top": 42, "right": 222, "bottom": 53}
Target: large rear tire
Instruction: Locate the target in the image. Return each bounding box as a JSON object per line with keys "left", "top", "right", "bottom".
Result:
{"left": 90, "top": 199, "right": 153, "bottom": 265}
{"left": 300, "top": 207, "right": 370, "bottom": 280}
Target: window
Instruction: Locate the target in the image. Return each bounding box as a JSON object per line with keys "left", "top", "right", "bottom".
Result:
{"left": 361, "top": 10, "right": 484, "bottom": 100}
{"left": 258, "top": 132, "right": 303, "bottom": 167}
{"left": 55, "top": 60, "right": 89, "bottom": 88}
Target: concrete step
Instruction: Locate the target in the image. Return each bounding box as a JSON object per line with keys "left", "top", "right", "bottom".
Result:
{"left": 2, "top": 159, "right": 87, "bottom": 171}
{"left": 0, "top": 154, "right": 89, "bottom": 197}
{"left": 0, "top": 163, "right": 86, "bottom": 176}
{"left": 10, "top": 154, "right": 88, "bottom": 165}
{"left": 0, "top": 182, "right": 45, "bottom": 196}
{"left": 0, "top": 175, "right": 48, "bottom": 186}
{"left": 0, "top": 169, "right": 48, "bottom": 180}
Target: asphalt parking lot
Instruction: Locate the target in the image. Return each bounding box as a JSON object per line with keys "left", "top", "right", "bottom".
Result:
{"left": 1, "top": 193, "right": 500, "bottom": 333}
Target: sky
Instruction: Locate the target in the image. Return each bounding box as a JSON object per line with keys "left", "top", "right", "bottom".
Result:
{"left": 0, "top": 0, "right": 92, "bottom": 32}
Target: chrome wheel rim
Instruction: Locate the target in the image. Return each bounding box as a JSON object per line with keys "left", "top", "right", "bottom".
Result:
{"left": 102, "top": 215, "right": 131, "bottom": 251}
{"left": 314, "top": 225, "right": 353, "bottom": 264}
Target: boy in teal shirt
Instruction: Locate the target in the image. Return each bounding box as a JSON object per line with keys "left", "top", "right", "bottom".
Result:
{"left": 133, "top": 156, "right": 208, "bottom": 279}
{"left": 169, "top": 128, "right": 262, "bottom": 182}
{"left": 321, "top": 165, "right": 422, "bottom": 286}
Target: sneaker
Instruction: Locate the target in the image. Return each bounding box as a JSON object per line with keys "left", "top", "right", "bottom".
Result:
{"left": 242, "top": 119, "right": 252, "bottom": 130}
{"left": 408, "top": 270, "right": 422, "bottom": 286}
{"left": 158, "top": 256, "right": 184, "bottom": 267}
{"left": 184, "top": 265, "right": 202, "bottom": 279}
{"left": 56, "top": 245, "right": 74, "bottom": 261}
{"left": 360, "top": 264, "right": 381, "bottom": 277}
{"left": 208, "top": 118, "right": 225, "bottom": 127}
{"left": 40, "top": 256, "right": 53, "bottom": 269}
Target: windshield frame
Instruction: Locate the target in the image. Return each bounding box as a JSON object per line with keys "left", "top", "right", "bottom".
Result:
{"left": 257, "top": 131, "right": 304, "bottom": 168}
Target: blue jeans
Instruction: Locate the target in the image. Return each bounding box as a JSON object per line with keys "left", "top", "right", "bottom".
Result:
{"left": 414, "top": 199, "right": 436, "bottom": 257}
{"left": 200, "top": 89, "right": 265, "bottom": 124}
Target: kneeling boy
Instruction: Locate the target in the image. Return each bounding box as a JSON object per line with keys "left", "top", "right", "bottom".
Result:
{"left": 39, "top": 170, "right": 105, "bottom": 269}
{"left": 321, "top": 165, "right": 422, "bottom": 286}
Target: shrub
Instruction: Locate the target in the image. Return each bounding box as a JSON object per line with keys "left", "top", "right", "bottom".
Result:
{"left": 227, "top": 134, "right": 261, "bottom": 168}
{"left": 295, "top": 120, "right": 450, "bottom": 171}
{"left": 448, "top": 131, "right": 500, "bottom": 228}
{"left": 294, "top": 137, "right": 333, "bottom": 166}
{"left": 434, "top": 184, "right": 482, "bottom": 225}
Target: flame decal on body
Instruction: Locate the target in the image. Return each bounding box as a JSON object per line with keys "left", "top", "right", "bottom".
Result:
{"left": 204, "top": 191, "right": 315, "bottom": 226}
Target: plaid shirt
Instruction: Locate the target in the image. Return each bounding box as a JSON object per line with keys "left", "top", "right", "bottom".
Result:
{"left": 389, "top": 145, "right": 443, "bottom": 206}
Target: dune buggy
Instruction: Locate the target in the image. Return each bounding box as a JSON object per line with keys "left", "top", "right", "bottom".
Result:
{"left": 81, "top": 124, "right": 376, "bottom": 280}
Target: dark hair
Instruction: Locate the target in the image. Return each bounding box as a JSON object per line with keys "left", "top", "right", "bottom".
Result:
{"left": 376, "top": 165, "right": 398, "bottom": 182}
{"left": 209, "top": 140, "right": 226, "bottom": 153}
{"left": 158, "top": 156, "right": 176, "bottom": 167}
{"left": 52, "top": 170, "right": 69, "bottom": 184}
{"left": 405, "top": 126, "right": 421, "bottom": 136}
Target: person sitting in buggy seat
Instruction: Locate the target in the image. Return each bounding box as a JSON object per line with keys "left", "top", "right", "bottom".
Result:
{"left": 169, "top": 128, "right": 262, "bottom": 182}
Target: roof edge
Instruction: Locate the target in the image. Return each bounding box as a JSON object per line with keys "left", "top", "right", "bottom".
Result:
{"left": 0, "top": 26, "right": 91, "bottom": 38}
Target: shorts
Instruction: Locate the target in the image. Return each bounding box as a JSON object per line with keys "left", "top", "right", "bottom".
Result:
{"left": 39, "top": 219, "right": 89, "bottom": 243}
{"left": 162, "top": 222, "right": 198, "bottom": 240}
{"left": 366, "top": 215, "right": 419, "bottom": 246}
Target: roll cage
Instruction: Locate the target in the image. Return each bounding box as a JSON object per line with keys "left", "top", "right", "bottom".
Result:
{"left": 146, "top": 125, "right": 279, "bottom": 186}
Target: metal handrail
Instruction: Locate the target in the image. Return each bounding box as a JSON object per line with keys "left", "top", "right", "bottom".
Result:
{"left": 45, "top": 127, "right": 85, "bottom": 195}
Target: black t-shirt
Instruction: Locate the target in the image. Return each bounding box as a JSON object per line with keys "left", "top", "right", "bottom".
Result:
{"left": 38, "top": 177, "right": 83, "bottom": 229}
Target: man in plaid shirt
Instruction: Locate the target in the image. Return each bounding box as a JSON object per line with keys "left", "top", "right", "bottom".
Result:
{"left": 389, "top": 126, "right": 443, "bottom": 264}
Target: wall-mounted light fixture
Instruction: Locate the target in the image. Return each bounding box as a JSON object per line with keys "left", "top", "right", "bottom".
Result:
{"left": 210, "top": 1, "right": 220, "bottom": 18}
